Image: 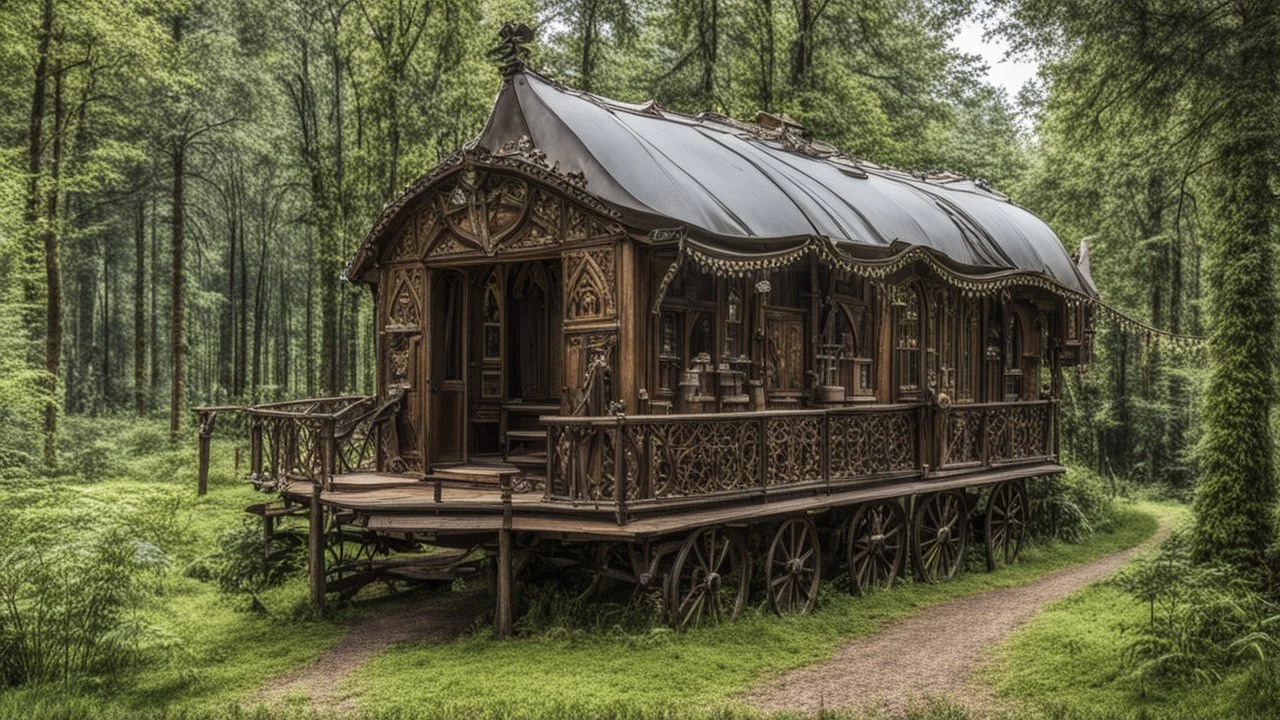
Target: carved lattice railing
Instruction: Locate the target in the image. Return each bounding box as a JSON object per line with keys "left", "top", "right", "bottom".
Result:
{"left": 195, "top": 390, "right": 405, "bottom": 494}
{"left": 543, "top": 405, "right": 923, "bottom": 518}
{"left": 938, "top": 400, "right": 1054, "bottom": 470}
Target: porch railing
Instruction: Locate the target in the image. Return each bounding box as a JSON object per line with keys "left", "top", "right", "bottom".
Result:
{"left": 936, "top": 400, "right": 1055, "bottom": 471}
{"left": 194, "top": 389, "right": 405, "bottom": 494}
{"left": 543, "top": 400, "right": 1056, "bottom": 522}
{"left": 543, "top": 405, "right": 922, "bottom": 516}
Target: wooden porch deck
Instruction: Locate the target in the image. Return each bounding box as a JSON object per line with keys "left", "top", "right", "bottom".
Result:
{"left": 303, "top": 462, "right": 1066, "bottom": 541}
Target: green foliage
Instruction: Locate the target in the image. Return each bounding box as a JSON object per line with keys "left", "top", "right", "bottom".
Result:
{"left": 205, "top": 519, "right": 304, "bottom": 611}
{"left": 0, "top": 526, "right": 166, "bottom": 688}
{"left": 1026, "top": 466, "right": 1116, "bottom": 543}
{"left": 1116, "top": 531, "right": 1280, "bottom": 685}
{"left": 990, "top": 507, "right": 1280, "bottom": 720}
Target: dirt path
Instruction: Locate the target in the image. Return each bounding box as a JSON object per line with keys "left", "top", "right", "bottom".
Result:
{"left": 742, "top": 523, "right": 1170, "bottom": 717}
{"left": 250, "top": 590, "right": 483, "bottom": 711}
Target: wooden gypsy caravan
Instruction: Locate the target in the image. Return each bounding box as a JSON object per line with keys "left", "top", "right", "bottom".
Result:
{"left": 197, "top": 35, "right": 1098, "bottom": 634}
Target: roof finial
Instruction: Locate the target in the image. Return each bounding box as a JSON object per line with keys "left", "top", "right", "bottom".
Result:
{"left": 489, "top": 22, "right": 534, "bottom": 78}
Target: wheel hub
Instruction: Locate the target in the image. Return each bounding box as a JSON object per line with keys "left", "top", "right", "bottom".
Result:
{"left": 704, "top": 571, "right": 722, "bottom": 592}
{"left": 936, "top": 526, "right": 951, "bottom": 543}
{"left": 785, "top": 558, "right": 805, "bottom": 575}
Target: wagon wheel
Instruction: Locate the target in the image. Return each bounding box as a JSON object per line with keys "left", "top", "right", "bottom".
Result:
{"left": 324, "top": 513, "right": 375, "bottom": 583}
{"left": 664, "top": 526, "right": 750, "bottom": 629}
{"left": 765, "top": 517, "right": 821, "bottom": 615}
{"left": 912, "top": 491, "right": 967, "bottom": 583}
{"left": 568, "top": 542, "right": 625, "bottom": 603}
{"left": 845, "top": 500, "right": 907, "bottom": 595}
{"left": 984, "top": 480, "right": 1028, "bottom": 570}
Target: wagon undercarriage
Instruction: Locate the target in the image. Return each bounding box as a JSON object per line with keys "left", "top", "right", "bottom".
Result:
{"left": 257, "top": 455, "right": 1048, "bottom": 633}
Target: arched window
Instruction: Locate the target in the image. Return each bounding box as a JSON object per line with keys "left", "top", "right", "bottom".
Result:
{"left": 482, "top": 273, "right": 501, "bottom": 361}
{"left": 1003, "top": 313, "right": 1024, "bottom": 401}
{"left": 894, "top": 285, "right": 922, "bottom": 397}
{"left": 957, "top": 301, "right": 980, "bottom": 402}
{"left": 820, "top": 302, "right": 874, "bottom": 399}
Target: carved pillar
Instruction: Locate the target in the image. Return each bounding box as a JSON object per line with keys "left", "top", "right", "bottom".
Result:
{"left": 561, "top": 244, "right": 620, "bottom": 414}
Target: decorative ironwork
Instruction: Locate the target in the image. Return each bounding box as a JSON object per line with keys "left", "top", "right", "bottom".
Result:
{"left": 488, "top": 22, "right": 534, "bottom": 77}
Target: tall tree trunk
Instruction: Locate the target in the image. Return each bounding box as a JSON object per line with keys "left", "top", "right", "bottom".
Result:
{"left": 251, "top": 229, "right": 266, "bottom": 398}
{"left": 1193, "top": 0, "right": 1280, "bottom": 572}
{"left": 42, "top": 59, "right": 64, "bottom": 467}
{"left": 134, "top": 199, "right": 146, "bottom": 415}
{"left": 149, "top": 195, "right": 160, "bottom": 408}
{"left": 23, "top": 0, "right": 54, "bottom": 360}
{"left": 169, "top": 142, "right": 186, "bottom": 441}
{"left": 236, "top": 206, "right": 248, "bottom": 397}
{"left": 580, "top": 0, "right": 598, "bottom": 92}
{"left": 102, "top": 239, "right": 111, "bottom": 407}
{"left": 306, "top": 231, "right": 315, "bottom": 396}
{"left": 221, "top": 208, "right": 235, "bottom": 395}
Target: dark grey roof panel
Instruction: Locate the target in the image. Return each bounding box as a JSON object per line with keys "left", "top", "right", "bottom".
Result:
{"left": 475, "top": 71, "right": 1095, "bottom": 296}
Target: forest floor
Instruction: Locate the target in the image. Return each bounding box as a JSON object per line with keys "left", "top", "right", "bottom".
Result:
{"left": 249, "top": 589, "right": 485, "bottom": 712}
{"left": 741, "top": 520, "right": 1173, "bottom": 717}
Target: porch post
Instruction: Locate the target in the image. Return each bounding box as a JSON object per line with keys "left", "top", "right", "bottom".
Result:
{"left": 196, "top": 409, "right": 216, "bottom": 496}
{"left": 309, "top": 483, "right": 326, "bottom": 615}
{"left": 496, "top": 471, "right": 515, "bottom": 637}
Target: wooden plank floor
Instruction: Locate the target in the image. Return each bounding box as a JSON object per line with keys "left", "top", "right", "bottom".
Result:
{"left": 340, "top": 462, "right": 1066, "bottom": 541}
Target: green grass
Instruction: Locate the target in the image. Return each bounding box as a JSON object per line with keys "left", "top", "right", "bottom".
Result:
{"left": 984, "top": 505, "right": 1280, "bottom": 720}
{"left": 0, "top": 418, "right": 1169, "bottom": 720}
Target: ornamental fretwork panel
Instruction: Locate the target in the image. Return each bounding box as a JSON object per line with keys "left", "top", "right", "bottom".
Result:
{"left": 940, "top": 401, "right": 1052, "bottom": 469}
{"left": 544, "top": 406, "right": 922, "bottom": 506}
{"left": 379, "top": 168, "right": 626, "bottom": 264}
{"left": 829, "top": 411, "right": 916, "bottom": 478}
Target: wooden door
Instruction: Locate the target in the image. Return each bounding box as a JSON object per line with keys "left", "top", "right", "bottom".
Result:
{"left": 765, "top": 309, "right": 805, "bottom": 404}
{"left": 381, "top": 266, "right": 426, "bottom": 471}
{"left": 509, "top": 261, "right": 558, "bottom": 402}
{"left": 430, "top": 270, "right": 467, "bottom": 464}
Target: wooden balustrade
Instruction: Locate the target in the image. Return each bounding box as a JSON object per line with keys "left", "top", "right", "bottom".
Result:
{"left": 936, "top": 400, "right": 1055, "bottom": 472}
{"left": 543, "top": 400, "right": 1055, "bottom": 521}
{"left": 195, "top": 390, "right": 405, "bottom": 494}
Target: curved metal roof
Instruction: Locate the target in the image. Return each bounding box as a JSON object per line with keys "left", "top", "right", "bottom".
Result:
{"left": 351, "top": 70, "right": 1094, "bottom": 298}
{"left": 476, "top": 71, "right": 1094, "bottom": 296}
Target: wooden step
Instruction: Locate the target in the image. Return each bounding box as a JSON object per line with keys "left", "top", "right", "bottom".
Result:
{"left": 506, "top": 453, "right": 547, "bottom": 467}
{"left": 427, "top": 464, "right": 521, "bottom": 486}
{"left": 329, "top": 472, "right": 425, "bottom": 493}
{"left": 505, "top": 430, "right": 546, "bottom": 442}
{"left": 502, "top": 402, "right": 559, "bottom": 415}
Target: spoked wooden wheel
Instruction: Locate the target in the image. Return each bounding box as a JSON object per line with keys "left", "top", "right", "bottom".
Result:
{"left": 845, "top": 500, "right": 907, "bottom": 595}
{"left": 985, "top": 480, "right": 1028, "bottom": 570}
{"left": 766, "top": 517, "right": 821, "bottom": 615}
{"left": 664, "top": 526, "right": 750, "bottom": 629}
{"left": 912, "top": 491, "right": 967, "bottom": 583}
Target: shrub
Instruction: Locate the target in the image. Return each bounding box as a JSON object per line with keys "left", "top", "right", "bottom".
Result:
{"left": 1028, "top": 466, "right": 1115, "bottom": 543}
{"left": 0, "top": 526, "right": 167, "bottom": 687}
{"left": 208, "top": 518, "right": 304, "bottom": 611}
{"left": 1116, "top": 530, "right": 1280, "bottom": 686}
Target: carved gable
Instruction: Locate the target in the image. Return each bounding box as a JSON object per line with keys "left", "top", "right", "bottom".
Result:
{"left": 384, "top": 168, "right": 625, "bottom": 262}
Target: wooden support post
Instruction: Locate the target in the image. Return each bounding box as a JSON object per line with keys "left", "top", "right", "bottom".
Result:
{"left": 249, "top": 418, "right": 263, "bottom": 482}
{"left": 496, "top": 474, "right": 514, "bottom": 638}
{"left": 309, "top": 483, "right": 325, "bottom": 615}
{"left": 613, "top": 416, "right": 627, "bottom": 525}
{"left": 196, "top": 410, "right": 217, "bottom": 496}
